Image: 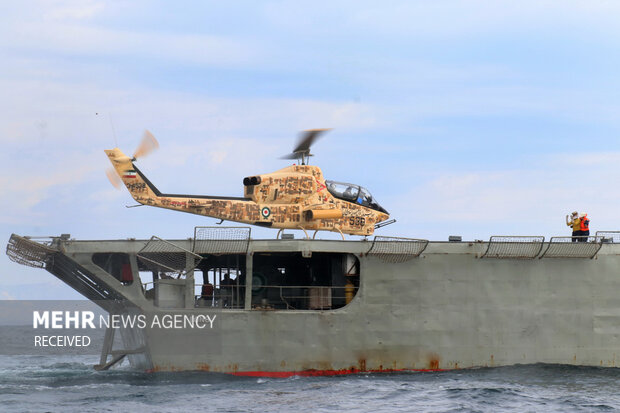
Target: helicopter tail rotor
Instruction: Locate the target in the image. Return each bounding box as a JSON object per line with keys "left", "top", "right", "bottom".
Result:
{"left": 132, "top": 130, "right": 159, "bottom": 161}
{"left": 106, "top": 129, "right": 159, "bottom": 189}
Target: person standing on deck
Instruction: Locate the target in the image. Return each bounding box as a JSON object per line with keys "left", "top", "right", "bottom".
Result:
{"left": 566, "top": 211, "right": 581, "bottom": 242}
{"left": 579, "top": 213, "right": 590, "bottom": 242}
{"left": 221, "top": 272, "right": 234, "bottom": 307}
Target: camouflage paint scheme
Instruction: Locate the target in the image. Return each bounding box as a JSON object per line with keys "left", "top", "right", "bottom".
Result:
{"left": 105, "top": 148, "right": 389, "bottom": 236}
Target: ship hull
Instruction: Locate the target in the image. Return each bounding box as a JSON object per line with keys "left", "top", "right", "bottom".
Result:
{"left": 140, "top": 252, "right": 620, "bottom": 373}
{"left": 8, "top": 233, "right": 620, "bottom": 374}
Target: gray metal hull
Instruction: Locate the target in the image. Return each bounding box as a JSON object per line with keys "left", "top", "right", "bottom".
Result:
{"left": 143, "top": 249, "right": 620, "bottom": 373}
{"left": 8, "top": 234, "right": 620, "bottom": 374}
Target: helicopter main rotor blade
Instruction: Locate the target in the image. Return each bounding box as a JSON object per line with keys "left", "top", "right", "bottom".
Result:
{"left": 292, "top": 128, "right": 330, "bottom": 154}
{"left": 280, "top": 153, "right": 301, "bottom": 160}
{"left": 133, "top": 129, "right": 159, "bottom": 160}
{"left": 281, "top": 128, "right": 331, "bottom": 160}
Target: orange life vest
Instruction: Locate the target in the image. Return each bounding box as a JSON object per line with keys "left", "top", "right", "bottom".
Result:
{"left": 580, "top": 215, "right": 590, "bottom": 231}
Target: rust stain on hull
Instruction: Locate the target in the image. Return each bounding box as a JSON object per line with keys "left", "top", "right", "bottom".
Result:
{"left": 147, "top": 360, "right": 448, "bottom": 376}
{"left": 427, "top": 353, "right": 441, "bottom": 370}
{"left": 196, "top": 363, "right": 210, "bottom": 371}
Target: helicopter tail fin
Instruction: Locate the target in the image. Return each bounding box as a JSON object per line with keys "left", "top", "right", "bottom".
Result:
{"left": 104, "top": 148, "right": 159, "bottom": 202}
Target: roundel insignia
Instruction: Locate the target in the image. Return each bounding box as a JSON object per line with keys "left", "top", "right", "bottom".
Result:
{"left": 261, "top": 207, "right": 271, "bottom": 218}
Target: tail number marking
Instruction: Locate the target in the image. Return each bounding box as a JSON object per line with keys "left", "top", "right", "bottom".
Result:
{"left": 349, "top": 217, "right": 366, "bottom": 226}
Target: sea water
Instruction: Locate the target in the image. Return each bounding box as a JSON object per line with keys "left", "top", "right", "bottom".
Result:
{"left": 2, "top": 329, "right": 620, "bottom": 413}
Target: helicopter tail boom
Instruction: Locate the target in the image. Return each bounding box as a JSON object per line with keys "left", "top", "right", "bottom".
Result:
{"left": 104, "top": 147, "right": 252, "bottom": 220}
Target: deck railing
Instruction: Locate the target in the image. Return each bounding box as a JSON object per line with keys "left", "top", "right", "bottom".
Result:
{"left": 596, "top": 231, "right": 620, "bottom": 243}
{"left": 367, "top": 236, "right": 429, "bottom": 263}
{"left": 482, "top": 235, "right": 604, "bottom": 259}
{"left": 194, "top": 285, "right": 351, "bottom": 310}
{"left": 539, "top": 236, "right": 603, "bottom": 259}
{"left": 482, "top": 236, "right": 545, "bottom": 259}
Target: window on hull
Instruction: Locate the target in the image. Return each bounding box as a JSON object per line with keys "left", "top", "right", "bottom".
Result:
{"left": 92, "top": 253, "right": 133, "bottom": 285}
{"left": 195, "top": 254, "right": 246, "bottom": 309}
{"left": 251, "top": 252, "right": 359, "bottom": 310}
{"left": 111, "top": 250, "right": 362, "bottom": 311}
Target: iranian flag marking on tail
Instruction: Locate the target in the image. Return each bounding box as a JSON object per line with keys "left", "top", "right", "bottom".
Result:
{"left": 123, "top": 170, "right": 137, "bottom": 179}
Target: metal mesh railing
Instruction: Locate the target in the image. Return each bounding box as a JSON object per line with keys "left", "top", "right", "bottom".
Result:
{"left": 193, "top": 226, "right": 251, "bottom": 255}
{"left": 6, "top": 234, "right": 56, "bottom": 268}
{"left": 540, "top": 236, "right": 603, "bottom": 259}
{"left": 367, "top": 236, "right": 429, "bottom": 263}
{"left": 195, "top": 285, "right": 349, "bottom": 310}
{"left": 596, "top": 231, "right": 620, "bottom": 243}
{"left": 138, "top": 236, "right": 202, "bottom": 277}
{"left": 482, "top": 236, "right": 545, "bottom": 259}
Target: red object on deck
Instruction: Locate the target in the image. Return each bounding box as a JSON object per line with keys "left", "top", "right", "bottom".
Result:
{"left": 121, "top": 264, "right": 133, "bottom": 282}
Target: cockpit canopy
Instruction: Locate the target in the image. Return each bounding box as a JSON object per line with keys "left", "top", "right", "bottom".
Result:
{"left": 325, "top": 180, "right": 388, "bottom": 214}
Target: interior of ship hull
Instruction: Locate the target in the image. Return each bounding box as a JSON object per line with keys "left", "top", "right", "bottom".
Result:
{"left": 92, "top": 249, "right": 360, "bottom": 311}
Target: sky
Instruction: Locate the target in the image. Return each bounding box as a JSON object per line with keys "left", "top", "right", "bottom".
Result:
{"left": 1, "top": 0, "right": 620, "bottom": 299}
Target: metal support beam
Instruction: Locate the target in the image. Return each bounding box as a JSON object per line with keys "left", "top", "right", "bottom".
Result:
{"left": 244, "top": 252, "right": 253, "bottom": 310}
{"left": 94, "top": 353, "right": 126, "bottom": 371}
{"left": 95, "top": 326, "right": 116, "bottom": 370}
{"left": 185, "top": 252, "right": 195, "bottom": 308}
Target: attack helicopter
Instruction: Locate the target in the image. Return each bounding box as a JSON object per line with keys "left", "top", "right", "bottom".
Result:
{"left": 105, "top": 129, "right": 390, "bottom": 236}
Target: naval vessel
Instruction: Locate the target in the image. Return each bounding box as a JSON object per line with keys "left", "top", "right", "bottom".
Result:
{"left": 6, "top": 228, "right": 620, "bottom": 376}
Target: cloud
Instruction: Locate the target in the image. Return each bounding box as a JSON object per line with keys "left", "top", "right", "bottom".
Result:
{"left": 549, "top": 152, "right": 620, "bottom": 167}
{"left": 262, "top": 1, "right": 620, "bottom": 38}
{"left": 45, "top": 0, "right": 105, "bottom": 21}
{"left": 387, "top": 151, "right": 620, "bottom": 240}
{"left": 2, "top": 20, "right": 261, "bottom": 69}
{"left": 0, "top": 150, "right": 102, "bottom": 225}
